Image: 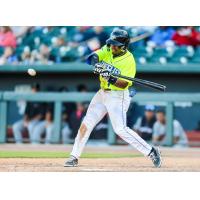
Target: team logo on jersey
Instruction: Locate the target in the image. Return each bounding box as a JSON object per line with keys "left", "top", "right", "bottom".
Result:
{"left": 102, "top": 62, "right": 121, "bottom": 75}
{"left": 112, "top": 67, "right": 121, "bottom": 75}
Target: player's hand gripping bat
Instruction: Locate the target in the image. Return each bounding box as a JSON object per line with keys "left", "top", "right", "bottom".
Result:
{"left": 95, "top": 61, "right": 166, "bottom": 92}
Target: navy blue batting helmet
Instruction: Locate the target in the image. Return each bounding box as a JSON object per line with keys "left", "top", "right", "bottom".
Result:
{"left": 106, "top": 28, "right": 130, "bottom": 48}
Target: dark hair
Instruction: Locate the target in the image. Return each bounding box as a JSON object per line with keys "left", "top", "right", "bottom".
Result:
{"left": 77, "top": 84, "right": 87, "bottom": 92}
{"left": 31, "top": 83, "right": 40, "bottom": 91}
{"left": 58, "top": 86, "right": 69, "bottom": 92}
{"left": 156, "top": 108, "right": 165, "bottom": 115}
{"left": 2, "top": 26, "right": 12, "bottom": 33}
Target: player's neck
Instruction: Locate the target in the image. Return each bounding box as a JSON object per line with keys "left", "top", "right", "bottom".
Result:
{"left": 113, "top": 50, "right": 127, "bottom": 58}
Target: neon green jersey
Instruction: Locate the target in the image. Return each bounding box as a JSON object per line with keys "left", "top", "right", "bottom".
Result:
{"left": 95, "top": 45, "right": 136, "bottom": 91}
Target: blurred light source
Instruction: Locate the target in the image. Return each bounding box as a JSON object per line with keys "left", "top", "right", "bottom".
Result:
{"left": 24, "top": 46, "right": 30, "bottom": 53}
{"left": 43, "top": 28, "right": 48, "bottom": 34}
{"left": 165, "top": 40, "right": 174, "bottom": 47}
{"left": 139, "top": 57, "right": 146, "bottom": 64}
{"left": 59, "top": 46, "right": 67, "bottom": 56}
{"left": 166, "top": 46, "right": 175, "bottom": 56}
{"left": 159, "top": 57, "right": 167, "bottom": 64}
{"left": 147, "top": 41, "right": 156, "bottom": 48}
{"left": 145, "top": 46, "right": 153, "bottom": 58}
{"left": 78, "top": 46, "right": 87, "bottom": 56}
{"left": 51, "top": 37, "right": 58, "bottom": 45}
{"left": 60, "top": 27, "right": 67, "bottom": 35}
{"left": 34, "top": 37, "right": 40, "bottom": 46}
{"left": 180, "top": 57, "right": 188, "bottom": 64}
{"left": 187, "top": 46, "right": 194, "bottom": 57}
{"left": 130, "top": 28, "right": 138, "bottom": 37}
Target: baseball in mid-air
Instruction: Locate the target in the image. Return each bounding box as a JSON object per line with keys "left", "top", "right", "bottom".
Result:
{"left": 27, "top": 68, "right": 36, "bottom": 76}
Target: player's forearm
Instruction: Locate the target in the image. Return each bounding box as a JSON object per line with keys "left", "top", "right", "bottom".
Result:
{"left": 153, "top": 135, "right": 165, "bottom": 142}
{"left": 113, "top": 79, "right": 128, "bottom": 89}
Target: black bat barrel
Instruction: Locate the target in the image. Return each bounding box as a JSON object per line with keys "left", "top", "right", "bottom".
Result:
{"left": 114, "top": 74, "right": 166, "bottom": 92}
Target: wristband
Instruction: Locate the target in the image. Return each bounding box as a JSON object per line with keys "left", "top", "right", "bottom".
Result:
{"left": 108, "top": 75, "right": 118, "bottom": 85}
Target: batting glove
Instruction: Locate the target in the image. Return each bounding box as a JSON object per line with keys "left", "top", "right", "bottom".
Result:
{"left": 93, "top": 62, "right": 104, "bottom": 74}
{"left": 100, "top": 70, "right": 118, "bottom": 85}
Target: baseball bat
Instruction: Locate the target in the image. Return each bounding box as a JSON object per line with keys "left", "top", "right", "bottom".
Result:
{"left": 113, "top": 73, "right": 166, "bottom": 92}
{"left": 129, "top": 32, "right": 153, "bottom": 44}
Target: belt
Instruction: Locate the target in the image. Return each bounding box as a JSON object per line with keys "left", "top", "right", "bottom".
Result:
{"left": 102, "top": 89, "right": 111, "bottom": 91}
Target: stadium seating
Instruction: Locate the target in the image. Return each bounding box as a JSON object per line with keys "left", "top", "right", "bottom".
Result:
{"left": 133, "top": 46, "right": 200, "bottom": 65}
{"left": 191, "top": 47, "right": 200, "bottom": 63}
{"left": 1, "top": 26, "right": 200, "bottom": 65}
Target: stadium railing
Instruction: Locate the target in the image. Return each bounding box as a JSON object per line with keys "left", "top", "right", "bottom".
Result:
{"left": 1, "top": 92, "right": 200, "bottom": 146}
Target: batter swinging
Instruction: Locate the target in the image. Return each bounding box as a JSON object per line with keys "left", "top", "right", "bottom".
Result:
{"left": 64, "top": 28, "right": 162, "bottom": 168}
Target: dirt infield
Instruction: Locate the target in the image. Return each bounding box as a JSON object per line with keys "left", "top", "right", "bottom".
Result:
{"left": 0, "top": 144, "right": 200, "bottom": 172}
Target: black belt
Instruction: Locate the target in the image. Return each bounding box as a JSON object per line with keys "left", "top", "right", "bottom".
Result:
{"left": 102, "top": 89, "right": 111, "bottom": 91}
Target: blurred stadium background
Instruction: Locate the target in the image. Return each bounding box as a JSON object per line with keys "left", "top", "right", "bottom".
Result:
{"left": 0, "top": 26, "right": 200, "bottom": 148}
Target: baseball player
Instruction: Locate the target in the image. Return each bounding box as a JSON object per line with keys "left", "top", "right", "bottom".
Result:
{"left": 64, "top": 28, "right": 162, "bottom": 168}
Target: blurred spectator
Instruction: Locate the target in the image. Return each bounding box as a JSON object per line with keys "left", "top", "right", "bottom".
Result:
{"left": 31, "top": 103, "right": 54, "bottom": 144}
{"left": 147, "top": 26, "right": 175, "bottom": 47}
{"left": 61, "top": 111, "right": 72, "bottom": 144}
{"left": 77, "top": 84, "right": 88, "bottom": 92}
{"left": 91, "top": 115, "right": 108, "bottom": 140}
{"left": 21, "top": 43, "right": 53, "bottom": 65}
{"left": 58, "top": 86, "right": 69, "bottom": 92}
{"left": 153, "top": 109, "right": 188, "bottom": 147}
{"left": 0, "top": 26, "right": 17, "bottom": 48}
{"left": 125, "top": 26, "right": 157, "bottom": 48}
{"left": 12, "top": 83, "right": 46, "bottom": 144}
{"left": 1, "top": 26, "right": 200, "bottom": 65}
{"left": 31, "top": 103, "right": 72, "bottom": 144}
{"left": 33, "top": 91, "right": 73, "bottom": 144}
{"left": 127, "top": 26, "right": 157, "bottom": 36}
{"left": 63, "top": 85, "right": 88, "bottom": 141}
{"left": 195, "top": 120, "right": 200, "bottom": 131}
{"left": 72, "top": 26, "right": 92, "bottom": 43}
{"left": 0, "top": 47, "right": 18, "bottom": 65}
{"left": 36, "top": 43, "right": 52, "bottom": 64}
{"left": 21, "top": 49, "right": 34, "bottom": 65}
{"left": 69, "top": 102, "right": 87, "bottom": 139}
{"left": 172, "top": 26, "right": 200, "bottom": 47}
{"left": 81, "top": 26, "right": 108, "bottom": 52}
{"left": 91, "top": 26, "right": 108, "bottom": 46}
{"left": 11, "top": 26, "right": 31, "bottom": 38}
{"left": 133, "top": 105, "right": 156, "bottom": 142}
{"left": 70, "top": 27, "right": 94, "bottom": 58}
{"left": 50, "top": 36, "right": 68, "bottom": 63}
{"left": 127, "top": 102, "right": 141, "bottom": 128}
{"left": 60, "top": 85, "right": 76, "bottom": 122}
{"left": 54, "top": 36, "right": 66, "bottom": 47}
{"left": 59, "top": 85, "right": 75, "bottom": 143}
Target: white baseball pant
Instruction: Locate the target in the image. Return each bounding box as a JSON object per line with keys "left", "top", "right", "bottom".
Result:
{"left": 71, "top": 89, "right": 152, "bottom": 158}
